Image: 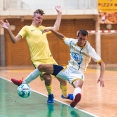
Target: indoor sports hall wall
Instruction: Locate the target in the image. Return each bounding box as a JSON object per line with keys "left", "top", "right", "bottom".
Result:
{"left": 100, "top": 24, "right": 117, "bottom": 64}
{"left": 4, "top": 18, "right": 117, "bottom": 66}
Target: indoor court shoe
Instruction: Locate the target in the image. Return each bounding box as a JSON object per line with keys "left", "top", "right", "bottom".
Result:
{"left": 11, "top": 78, "right": 23, "bottom": 86}
{"left": 61, "top": 94, "right": 73, "bottom": 100}
{"left": 70, "top": 93, "right": 81, "bottom": 108}
{"left": 47, "top": 94, "right": 54, "bottom": 104}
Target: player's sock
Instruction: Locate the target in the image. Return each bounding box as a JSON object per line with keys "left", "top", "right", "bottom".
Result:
{"left": 46, "top": 84, "right": 54, "bottom": 103}
{"left": 23, "top": 68, "right": 41, "bottom": 84}
{"left": 46, "top": 84, "right": 52, "bottom": 94}
{"left": 60, "top": 84, "right": 73, "bottom": 100}
{"left": 60, "top": 84, "right": 68, "bottom": 97}
{"left": 73, "top": 87, "right": 81, "bottom": 98}
{"left": 70, "top": 87, "right": 81, "bottom": 107}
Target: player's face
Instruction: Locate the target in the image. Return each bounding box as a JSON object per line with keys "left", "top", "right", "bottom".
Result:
{"left": 33, "top": 13, "right": 43, "bottom": 26}
{"left": 77, "top": 34, "right": 87, "bottom": 47}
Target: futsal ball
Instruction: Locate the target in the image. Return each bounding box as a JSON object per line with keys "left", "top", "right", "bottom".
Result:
{"left": 17, "top": 84, "right": 31, "bottom": 98}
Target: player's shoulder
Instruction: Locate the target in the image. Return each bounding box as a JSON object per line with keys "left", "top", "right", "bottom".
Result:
{"left": 24, "top": 25, "right": 30, "bottom": 27}
{"left": 22, "top": 25, "right": 30, "bottom": 29}
{"left": 64, "top": 37, "right": 76, "bottom": 46}
{"left": 65, "top": 37, "right": 76, "bottom": 41}
{"left": 85, "top": 41, "right": 94, "bottom": 50}
{"left": 85, "top": 41, "right": 91, "bottom": 47}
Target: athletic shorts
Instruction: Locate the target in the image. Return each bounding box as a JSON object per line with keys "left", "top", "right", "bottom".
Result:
{"left": 56, "top": 65, "right": 85, "bottom": 84}
{"left": 32, "top": 57, "right": 57, "bottom": 80}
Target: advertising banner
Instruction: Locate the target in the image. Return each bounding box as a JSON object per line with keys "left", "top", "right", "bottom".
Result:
{"left": 98, "top": 0, "right": 117, "bottom": 24}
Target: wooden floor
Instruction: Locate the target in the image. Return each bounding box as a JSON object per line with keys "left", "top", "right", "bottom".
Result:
{"left": 0, "top": 65, "right": 117, "bottom": 117}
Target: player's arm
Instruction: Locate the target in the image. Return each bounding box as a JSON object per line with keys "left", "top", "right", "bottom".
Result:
{"left": 97, "top": 60, "right": 105, "bottom": 87}
{"left": 42, "top": 27, "right": 65, "bottom": 40}
{"left": 88, "top": 47, "right": 105, "bottom": 87}
{"left": 52, "top": 6, "right": 62, "bottom": 31}
{"left": 42, "top": 6, "right": 62, "bottom": 33}
{"left": 0, "top": 19, "right": 22, "bottom": 43}
{"left": 51, "top": 29, "right": 65, "bottom": 40}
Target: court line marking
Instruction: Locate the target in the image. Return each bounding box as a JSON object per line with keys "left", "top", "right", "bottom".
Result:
{"left": 0, "top": 76, "right": 99, "bottom": 117}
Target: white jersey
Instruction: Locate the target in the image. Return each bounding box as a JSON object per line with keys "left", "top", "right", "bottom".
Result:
{"left": 64, "top": 38, "right": 101, "bottom": 72}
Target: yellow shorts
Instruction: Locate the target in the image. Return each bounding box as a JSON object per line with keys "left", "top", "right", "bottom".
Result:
{"left": 32, "top": 57, "right": 57, "bottom": 81}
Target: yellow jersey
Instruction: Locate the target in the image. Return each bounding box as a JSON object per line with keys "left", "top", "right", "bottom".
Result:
{"left": 19, "top": 25, "right": 57, "bottom": 67}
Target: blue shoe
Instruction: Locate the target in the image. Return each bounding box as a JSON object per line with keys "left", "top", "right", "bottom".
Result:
{"left": 47, "top": 94, "right": 54, "bottom": 104}
{"left": 61, "top": 94, "right": 73, "bottom": 100}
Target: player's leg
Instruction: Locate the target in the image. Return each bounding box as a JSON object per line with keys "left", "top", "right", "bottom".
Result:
{"left": 11, "top": 64, "right": 55, "bottom": 104}
{"left": 70, "top": 79, "right": 83, "bottom": 107}
{"left": 11, "top": 64, "right": 53, "bottom": 85}
{"left": 24, "top": 64, "right": 55, "bottom": 104}
{"left": 40, "top": 64, "right": 73, "bottom": 100}
{"left": 22, "top": 64, "right": 66, "bottom": 103}
{"left": 11, "top": 68, "right": 42, "bottom": 86}
{"left": 39, "top": 64, "right": 68, "bottom": 103}
{"left": 41, "top": 73, "right": 54, "bottom": 104}
{"left": 57, "top": 78, "right": 73, "bottom": 100}
{"left": 51, "top": 64, "right": 73, "bottom": 100}
{"left": 37, "top": 64, "right": 55, "bottom": 104}
{"left": 38, "top": 64, "right": 54, "bottom": 74}
{"left": 56, "top": 66, "right": 84, "bottom": 107}
{"left": 11, "top": 64, "right": 64, "bottom": 86}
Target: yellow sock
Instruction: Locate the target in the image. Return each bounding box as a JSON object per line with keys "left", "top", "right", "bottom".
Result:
{"left": 60, "top": 84, "right": 68, "bottom": 97}
{"left": 46, "top": 84, "right": 52, "bottom": 94}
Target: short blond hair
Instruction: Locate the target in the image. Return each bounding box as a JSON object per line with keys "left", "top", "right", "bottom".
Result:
{"left": 33, "top": 9, "right": 45, "bottom": 16}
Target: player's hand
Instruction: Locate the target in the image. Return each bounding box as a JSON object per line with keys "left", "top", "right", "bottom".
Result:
{"left": 97, "top": 77, "right": 104, "bottom": 87}
{"left": 55, "top": 6, "right": 62, "bottom": 13}
{"left": 42, "top": 27, "right": 52, "bottom": 34}
{"left": 0, "top": 19, "right": 10, "bottom": 30}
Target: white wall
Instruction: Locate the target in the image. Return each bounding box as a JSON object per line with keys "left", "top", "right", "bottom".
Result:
{"left": 0, "top": 0, "right": 98, "bottom": 17}
{"left": 1, "top": 0, "right": 97, "bottom": 10}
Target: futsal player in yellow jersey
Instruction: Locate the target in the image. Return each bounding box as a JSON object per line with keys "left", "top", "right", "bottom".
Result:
{"left": 19, "top": 25, "right": 56, "bottom": 66}
{"left": 0, "top": 6, "right": 73, "bottom": 103}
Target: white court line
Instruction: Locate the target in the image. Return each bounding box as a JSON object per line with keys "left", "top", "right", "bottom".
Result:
{"left": 0, "top": 76, "right": 99, "bottom": 117}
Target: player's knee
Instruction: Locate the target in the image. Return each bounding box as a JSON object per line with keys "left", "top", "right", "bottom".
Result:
{"left": 77, "top": 84, "right": 83, "bottom": 88}
{"left": 42, "top": 73, "right": 52, "bottom": 81}
{"left": 72, "top": 80, "right": 83, "bottom": 88}
{"left": 61, "top": 81, "right": 67, "bottom": 85}
{"left": 38, "top": 64, "right": 45, "bottom": 71}
{"left": 74, "top": 84, "right": 82, "bottom": 88}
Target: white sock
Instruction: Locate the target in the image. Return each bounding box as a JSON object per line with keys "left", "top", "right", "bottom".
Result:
{"left": 73, "top": 87, "right": 81, "bottom": 99}
{"left": 23, "top": 68, "right": 41, "bottom": 84}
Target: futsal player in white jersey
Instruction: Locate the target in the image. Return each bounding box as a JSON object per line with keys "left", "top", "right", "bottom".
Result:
{"left": 19, "top": 29, "right": 105, "bottom": 107}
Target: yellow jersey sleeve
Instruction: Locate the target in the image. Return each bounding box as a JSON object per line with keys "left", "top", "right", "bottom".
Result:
{"left": 19, "top": 26, "right": 28, "bottom": 38}
{"left": 39, "top": 26, "right": 52, "bottom": 35}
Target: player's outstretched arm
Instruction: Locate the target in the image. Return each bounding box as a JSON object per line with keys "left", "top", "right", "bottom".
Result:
{"left": 51, "top": 6, "right": 62, "bottom": 31}
{"left": 97, "top": 60, "right": 105, "bottom": 87}
{"left": 42, "top": 28, "right": 65, "bottom": 40}
{"left": 0, "top": 19, "right": 22, "bottom": 43}
{"left": 51, "top": 29, "right": 65, "bottom": 40}
{"left": 0, "top": 19, "right": 11, "bottom": 30}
